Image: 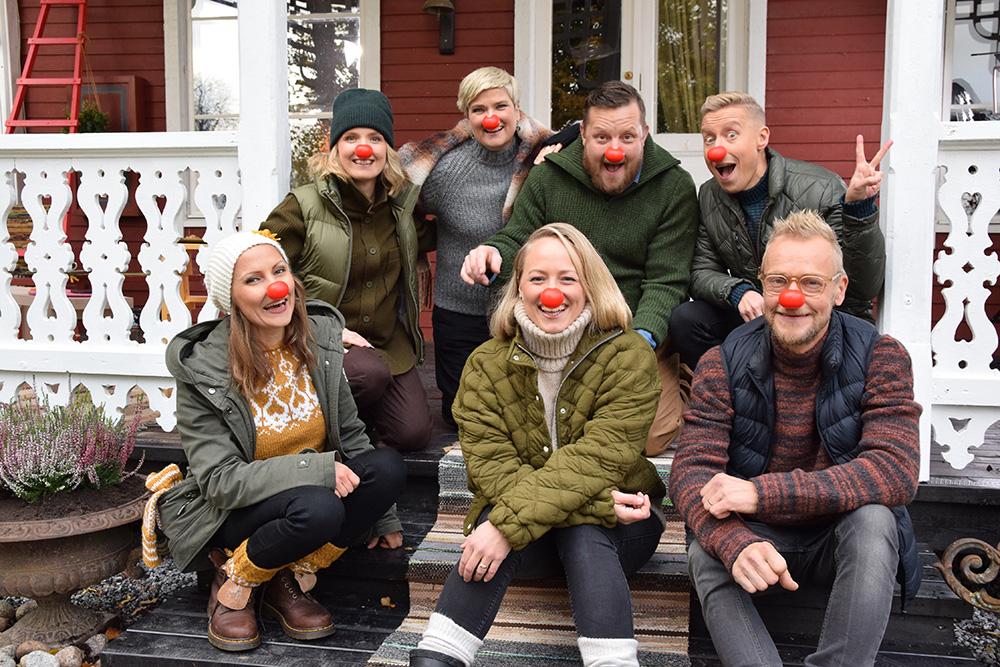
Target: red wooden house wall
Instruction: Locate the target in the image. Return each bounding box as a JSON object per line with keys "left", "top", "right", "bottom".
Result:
{"left": 16, "top": 0, "right": 166, "bottom": 132}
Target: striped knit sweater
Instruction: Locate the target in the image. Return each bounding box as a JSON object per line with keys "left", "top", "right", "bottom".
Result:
{"left": 669, "top": 333, "right": 921, "bottom": 570}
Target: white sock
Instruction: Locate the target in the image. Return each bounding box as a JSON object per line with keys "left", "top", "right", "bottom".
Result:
{"left": 577, "top": 636, "right": 640, "bottom": 667}
{"left": 416, "top": 612, "right": 482, "bottom": 666}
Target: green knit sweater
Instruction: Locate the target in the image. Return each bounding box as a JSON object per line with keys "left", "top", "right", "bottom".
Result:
{"left": 485, "top": 136, "right": 699, "bottom": 344}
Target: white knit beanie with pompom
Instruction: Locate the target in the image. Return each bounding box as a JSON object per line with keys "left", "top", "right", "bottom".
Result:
{"left": 203, "top": 230, "right": 289, "bottom": 314}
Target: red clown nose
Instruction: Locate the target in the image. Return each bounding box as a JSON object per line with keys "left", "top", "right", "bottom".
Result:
{"left": 354, "top": 144, "right": 373, "bottom": 159}
{"left": 539, "top": 288, "right": 564, "bottom": 309}
{"left": 604, "top": 147, "right": 625, "bottom": 164}
{"left": 707, "top": 146, "right": 727, "bottom": 163}
{"left": 482, "top": 115, "right": 501, "bottom": 130}
{"left": 266, "top": 281, "right": 289, "bottom": 300}
{"left": 778, "top": 289, "right": 805, "bottom": 309}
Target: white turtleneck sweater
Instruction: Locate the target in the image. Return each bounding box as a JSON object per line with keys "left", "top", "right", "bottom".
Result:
{"left": 514, "top": 303, "right": 593, "bottom": 450}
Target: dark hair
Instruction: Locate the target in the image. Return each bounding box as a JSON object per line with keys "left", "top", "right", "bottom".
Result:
{"left": 583, "top": 81, "right": 646, "bottom": 124}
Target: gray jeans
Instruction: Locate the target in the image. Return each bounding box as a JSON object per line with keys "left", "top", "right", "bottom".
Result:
{"left": 688, "top": 504, "right": 899, "bottom": 667}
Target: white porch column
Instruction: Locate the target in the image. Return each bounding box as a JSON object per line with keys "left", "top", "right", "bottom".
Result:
{"left": 0, "top": 0, "right": 21, "bottom": 125}
{"left": 237, "top": 6, "right": 289, "bottom": 228}
{"left": 878, "top": 1, "right": 946, "bottom": 481}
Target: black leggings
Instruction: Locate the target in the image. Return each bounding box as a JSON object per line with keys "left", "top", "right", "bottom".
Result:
{"left": 210, "top": 448, "right": 406, "bottom": 569}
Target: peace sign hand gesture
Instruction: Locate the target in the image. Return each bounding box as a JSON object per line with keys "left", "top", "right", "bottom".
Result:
{"left": 845, "top": 134, "right": 892, "bottom": 203}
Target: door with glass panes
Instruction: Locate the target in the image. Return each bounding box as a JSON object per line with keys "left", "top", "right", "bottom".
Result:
{"left": 516, "top": 0, "right": 765, "bottom": 185}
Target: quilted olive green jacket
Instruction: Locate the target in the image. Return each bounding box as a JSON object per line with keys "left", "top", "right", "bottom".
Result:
{"left": 454, "top": 327, "right": 666, "bottom": 550}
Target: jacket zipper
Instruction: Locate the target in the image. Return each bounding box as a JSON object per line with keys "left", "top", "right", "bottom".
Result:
{"left": 514, "top": 329, "right": 623, "bottom": 450}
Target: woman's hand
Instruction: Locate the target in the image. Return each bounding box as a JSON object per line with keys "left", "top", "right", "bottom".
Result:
{"left": 612, "top": 489, "right": 651, "bottom": 525}
{"left": 342, "top": 328, "right": 373, "bottom": 349}
{"left": 334, "top": 463, "right": 360, "bottom": 498}
{"left": 534, "top": 143, "right": 562, "bottom": 165}
{"left": 458, "top": 520, "right": 511, "bottom": 583}
{"left": 367, "top": 530, "right": 403, "bottom": 550}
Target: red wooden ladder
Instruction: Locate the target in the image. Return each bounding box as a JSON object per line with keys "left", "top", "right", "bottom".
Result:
{"left": 4, "top": 0, "right": 89, "bottom": 134}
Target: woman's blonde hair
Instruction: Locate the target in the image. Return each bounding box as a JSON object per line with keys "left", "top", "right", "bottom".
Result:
{"left": 456, "top": 66, "right": 520, "bottom": 115}
{"left": 306, "top": 141, "right": 409, "bottom": 198}
{"left": 490, "top": 223, "right": 632, "bottom": 340}
{"left": 229, "top": 277, "right": 316, "bottom": 399}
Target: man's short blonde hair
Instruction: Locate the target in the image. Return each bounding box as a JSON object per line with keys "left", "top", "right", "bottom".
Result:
{"left": 766, "top": 210, "right": 845, "bottom": 275}
{"left": 700, "top": 91, "right": 766, "bottom": 126}
{"left": 456, "top": 67, "right": 520, "bottom": 115}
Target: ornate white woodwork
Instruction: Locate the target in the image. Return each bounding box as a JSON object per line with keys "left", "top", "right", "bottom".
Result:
{"left": 882, "top": 2, "right": 1000, "bottom": 483}
{"left": 0, "top": 132, "right": 241, "bottom": 428}
{"left": 932, "top": 139, "right": 1000, "bottom": 469}
{"left": 0, "top": 168, "right": 18, "bottom": 341}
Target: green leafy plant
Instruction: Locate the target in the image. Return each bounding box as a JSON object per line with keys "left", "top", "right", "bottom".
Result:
{"left": 76, "top": 99, "right": 109, "bottom": 133}
{"left": 0, "top": 394, "right": 142, "bottom": 503}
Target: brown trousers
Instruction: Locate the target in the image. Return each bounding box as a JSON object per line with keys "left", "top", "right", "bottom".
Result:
{"left": 644, "top": 348, "right": 693, "bottom": 457}
{"left": 342, "top": 346, "right": 432, "bottom": 452}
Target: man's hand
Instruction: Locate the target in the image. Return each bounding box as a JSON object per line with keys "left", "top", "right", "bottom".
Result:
{"left": 367, "top": 530, "right": 403, "bottom": 550}
{"left": 342, "top": 328, "right": 373, "bottom": 349}
{"left": 738, "top": 291, "right": 765, "bottom": 322}
{"left": 732, "top": 542, "right": 799, "bottom": 594}
{"left": 845, "top": 135, "right": 892, "bottom": 202}
{"left": 334, "top": 463, "right": 360, "bottom": 498}
{"left": 458, "top": 520, "right": 512, "bottom": 583}
{"left": 460, "top": 245, "right": 502, "bottom": 285}
{"left": 612, "top": 490, "right": 651, "bottom": 525}
{"left": 700, "top": 472, "right": 758, "bottom": 518}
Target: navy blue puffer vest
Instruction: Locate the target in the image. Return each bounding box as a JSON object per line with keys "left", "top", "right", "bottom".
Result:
{"left": 719, "top": 310, "right": 920, "bottom": 605}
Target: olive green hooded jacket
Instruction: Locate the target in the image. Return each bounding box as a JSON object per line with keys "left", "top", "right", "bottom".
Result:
{"left": 455, "top": 327, "right": 666, "bottom": 550}
{"left": 158, "top": 300, "right": 401, "bottom": 572}
{"left": 693, "top": 148, "right": 885, "bottom": 320}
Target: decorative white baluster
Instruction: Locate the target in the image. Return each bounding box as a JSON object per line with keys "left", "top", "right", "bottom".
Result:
{"left": 135, "top": 162, "right": 191, "bottom": 344}
{"left": 932, "top": 148, "right": 1000, "bottom": 469}
{"left": 76, "top": 159, "right": 134, "bottom": 344}
{"left": 192, "top": 160, "right": 243, "bottom": 323}
{"left": 21, "top": 165, "right": 76, "bottom": 344}
{"left": 0, "top": 167, "right": 19, "bottom": 342}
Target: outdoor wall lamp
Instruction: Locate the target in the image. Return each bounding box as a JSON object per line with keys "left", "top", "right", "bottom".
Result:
{"left": 423, "top": 0, "right": 455, "bottom": 55}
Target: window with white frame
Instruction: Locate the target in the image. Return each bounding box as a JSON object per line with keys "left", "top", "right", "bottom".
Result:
{"left": 944, "top": 0, "right": 1000, "bottom": 122}
{"left": 169, "top": 0, "right": 377, "bottom": 184}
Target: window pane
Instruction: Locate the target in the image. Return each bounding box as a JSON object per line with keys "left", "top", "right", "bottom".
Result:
{"left": 551, "top": 0, "right": 622, "bottom": 131}
{"left": 288, "top": 18, "right": 360, "bottom": 115}
{"left": 192, "top": 0, "right": 237, "bottom": 20}
{"left": 287, "top": 0, "right": 359, "bottom": 16}
{"left": 948, "top": 0, "right": 1000, "bottom": 121}
{"left": 290, "top": 117, "right": 332, "bottom": 187}
{"left": 192, "top": 19, "right": 241, "bottom": 129}
{"left": 656, "top": 0, "right": 726, "bottom": 134}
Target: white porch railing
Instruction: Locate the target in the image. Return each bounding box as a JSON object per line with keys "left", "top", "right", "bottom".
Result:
{"left": 931, "top": 126, "right": 1000, "bottom": 472}
{"left": 0, "top": 132, "right": 242, "bottom": 430}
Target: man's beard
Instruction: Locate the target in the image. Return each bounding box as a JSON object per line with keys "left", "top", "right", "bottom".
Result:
{"left": 584, "top": 152, "right": 642, "bottom": 195}
{"left": 764, "top": 308, "right": 830, "bottom": 353}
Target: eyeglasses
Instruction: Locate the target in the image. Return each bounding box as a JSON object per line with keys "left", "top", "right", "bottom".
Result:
{"left": 758, "top": 273, "right": 843, "bottom": 296}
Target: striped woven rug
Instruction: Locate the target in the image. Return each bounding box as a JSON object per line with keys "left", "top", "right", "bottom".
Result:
{"left": 368, "top": 449, "right": 690, "bottom": 666}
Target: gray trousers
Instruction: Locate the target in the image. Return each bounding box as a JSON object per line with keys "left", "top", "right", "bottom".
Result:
{"left": 688, "top": 504, "right": 899, "bottom": 667}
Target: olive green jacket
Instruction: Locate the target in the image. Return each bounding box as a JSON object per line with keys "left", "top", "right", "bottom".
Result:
{"left": 261, "top": 175, "right": 426, "bottom": 364}
{"left": 693, "top": 148, "right": 885, "bottom": 320}
{"left": 455, "top": 328, "right": 666, "bottom": 550}
{"left": 158, "top": 300, "right": 401, "bottom": 572}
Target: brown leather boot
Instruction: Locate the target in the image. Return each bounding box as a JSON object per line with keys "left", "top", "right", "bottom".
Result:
{"left": 262, "top": 568, "right": 335, "bottom": 640}
{"left": 206, "top": 549, "right": 260, "bottom": 652}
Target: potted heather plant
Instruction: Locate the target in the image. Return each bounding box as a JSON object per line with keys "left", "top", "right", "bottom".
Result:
{"left": 0, "top": 394, "right": 146, "bottom": 646}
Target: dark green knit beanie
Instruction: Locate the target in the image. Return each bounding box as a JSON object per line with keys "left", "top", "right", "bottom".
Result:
{"left": 328, "top": 88, "right": 394, "bottom": 147}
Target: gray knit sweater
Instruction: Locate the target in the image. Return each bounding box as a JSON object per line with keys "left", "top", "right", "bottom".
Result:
{"left": 421, "top": 138, "right": 519, "bottom": 315}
